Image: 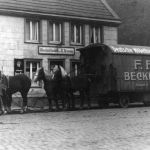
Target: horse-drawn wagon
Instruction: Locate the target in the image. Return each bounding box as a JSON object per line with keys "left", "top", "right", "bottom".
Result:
{"left": 78, "top": 44, "right": 150, "bottom": 108}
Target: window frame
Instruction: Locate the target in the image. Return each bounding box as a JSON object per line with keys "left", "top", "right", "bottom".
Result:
{"left": 48, "top": 59, "right": 65, "bottom": 71}
{"left": 48, "top": 20, "right": 63, "bottom": 44}
{"left": 70, "top": 60, "right": 81, "bottom": 77}
{"left": 24, "top": 59, "right": 42, "bottom": 88}
{"left": 89, "top": 25, "right": 103, "bottom": 44}
{"left": 70, "top": 23, "right": 83, "bottom": 45}
{"left": 24, "top": 18, "right": 41, "bottom": 44}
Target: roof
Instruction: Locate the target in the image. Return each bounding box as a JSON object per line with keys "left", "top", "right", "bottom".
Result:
{"left": 78, "top": 43, "right": 150, "bottom": 55}
{"left": 0, "top": 0, "right": 121, "bottom": 24}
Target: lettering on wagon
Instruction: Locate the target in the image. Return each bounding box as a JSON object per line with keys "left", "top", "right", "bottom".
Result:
{"left": 124, "top": 59, "right": 150, "bottom": 80}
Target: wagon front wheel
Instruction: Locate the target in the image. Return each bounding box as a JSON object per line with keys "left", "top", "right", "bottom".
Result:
{"left": 119, "top": 95, "right": 129, "bottom": 108}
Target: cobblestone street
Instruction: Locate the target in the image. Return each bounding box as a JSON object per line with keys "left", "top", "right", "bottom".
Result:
{"left": 0, "top": 105, "right": 150, "bottom": 150}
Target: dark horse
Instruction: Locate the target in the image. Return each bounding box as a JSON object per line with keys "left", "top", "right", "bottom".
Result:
{"left": 34, "top": 67, "right": 65, "bottom": 111}
{"left": 1, "top": 74, "right": 31, "bottom": 113}
{"left": 34, "top": 65, "right": 91, "bottom": 110}
{"left": 50, "top": 65, "right": 91, "bottom": 109}
{"left": 70, "top": 75, "right": 91, "bottom": 109}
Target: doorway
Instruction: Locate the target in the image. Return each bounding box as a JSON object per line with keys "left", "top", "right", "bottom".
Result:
{"left": 49, "top": 59, "right": 65, "bottom": 71}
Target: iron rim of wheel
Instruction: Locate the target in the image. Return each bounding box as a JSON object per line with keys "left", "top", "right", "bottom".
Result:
{"left": 143, "top": 101, "right": 150, "bottom": 107}
{"left": 119, "top": 96, "right": 129, "bottom": 108}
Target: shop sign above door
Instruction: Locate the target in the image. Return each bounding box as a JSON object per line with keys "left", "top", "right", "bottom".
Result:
{"left": 38, "top": 46, "right": 75, "bottom": 55}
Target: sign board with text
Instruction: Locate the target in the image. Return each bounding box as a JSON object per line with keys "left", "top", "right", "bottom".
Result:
{"left": 38, "top": 46, "right": 75, "bottom": 55}
{"left": 110, "top": 45, "right": 150, "bottom": 91}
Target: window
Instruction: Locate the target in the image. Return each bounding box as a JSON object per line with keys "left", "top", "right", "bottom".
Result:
{"left": 25, "top": 19, "right": 40, "bottom": 43}
{"left": 49, "top": 60, "right": 64, "bottom": 71}
{"left": 71, "top": 23, "right": 83, "bottom": 44}
{"left": 70, "top": 61, "right": 80, "bottom": 77}
{"left": 90, "top": 26, "right": 103, "bottom": 43}
{"left": 24, "top": 60, "right": 42, "bottom": 87}
{"left": 48, "top": 21, "right": 62, "bottom": 44}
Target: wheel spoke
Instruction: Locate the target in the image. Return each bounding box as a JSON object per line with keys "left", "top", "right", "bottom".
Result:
{"left": 119, "top": 95, "right": 129, "bottom": 108}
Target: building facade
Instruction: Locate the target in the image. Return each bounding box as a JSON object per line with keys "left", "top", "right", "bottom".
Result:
{"left": 0, "top": 0, "right": 121, "bottom": 98}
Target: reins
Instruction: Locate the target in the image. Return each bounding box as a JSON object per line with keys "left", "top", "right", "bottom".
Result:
{"left": 65, "top": 65, "right": 97, "bottom": 78}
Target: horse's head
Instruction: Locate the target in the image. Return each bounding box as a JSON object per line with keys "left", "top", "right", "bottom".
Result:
{"left": 52, "top": 65, "right": 68, "bottom": 81}
{"left": 51, "top": 65, "right": 62, "bottom": 81}
{"left": 34, "top": 67, "right": 45, "bottom": 82}
{"left": 34, "top": 65, "right": 68, "bottom": 83}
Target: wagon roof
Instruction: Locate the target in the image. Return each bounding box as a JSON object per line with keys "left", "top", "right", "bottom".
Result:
{"left": 78, "top": 43, "right": 150, "bottom": 55}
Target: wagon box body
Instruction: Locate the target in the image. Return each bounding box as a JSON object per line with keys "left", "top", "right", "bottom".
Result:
{"left": 78, "top": 44, "right": 150, "bottom": 107}
{"left": 111, "top": 45, "right": 150, "bottom": 92}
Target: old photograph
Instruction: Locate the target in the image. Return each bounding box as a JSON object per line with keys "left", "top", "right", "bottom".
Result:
{"left": 0, "top": 0, "right": 149, "bottom": 150}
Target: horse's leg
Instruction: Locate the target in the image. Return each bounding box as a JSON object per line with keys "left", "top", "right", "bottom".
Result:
{"left": 62, "top": 90, "right": 71, "bottom": 111}
{"left": 6, "top": 94, "right": 12, "bottom": 113}
{"left": 61, "top": 91, "right": 67, "bottom": 110}
{"left": 48, "top": 98, "right": 53, "bottom": 111}
{"left": 86, "top": 88, "right": 91, "bottom": 109}
{"left": 58, "top": 90, "right": 64, "bottom": 110}
{"left": 1, "top": 90, "right": 9, "bottom": 114}
{"left": 54, "top": 95, "right": 59, "bottom": 111}
{"left": 0, "top": 96, "right": 3, "bottom": 115}
{"left": 63, "top": 89, "right": 70, "bottom": 110}
{"left": 22, "top": 96, "right": 28, "bottom": 113}
{"left": 20, "top": 92, "right": 28, "bottom": 113}
{"left": 63, "top": 91, "right": 69, "bottom": 110}
{"left": 80, "top": 90, "right": 84, "bottom": 109}
{"left": 0, "top": 90, "right": 5, "bottom": 114}
{"left": 70, "top": 90, "right": 75, "bottom": 110}
{"left": 62, "top": 95, "right": 66, "bottom": 110}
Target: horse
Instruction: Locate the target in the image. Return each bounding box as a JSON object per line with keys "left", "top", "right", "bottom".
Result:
{"left": 1, "top": 74, "right": 31, "bottom": 114}
{"left": 70, "top": 75, "right": 91, "bottom": 109}
{"left": 54, "top": 65, "right": 74, "bottom": 110}
{"left": 34, "top": 65, "right": 92, "bottom": 111}
{"left": 34, "top": 67, "right": 65, "bottom": 111}
{"left": 52, "top": 65, "right": 92, "bottom": 109}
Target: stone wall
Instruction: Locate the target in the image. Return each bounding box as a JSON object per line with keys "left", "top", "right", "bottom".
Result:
{"left": 104, "top": 26, "right": 118, "bottom": 45}
{"left": 0, "top": 15, "right": 24, "bottom": 75}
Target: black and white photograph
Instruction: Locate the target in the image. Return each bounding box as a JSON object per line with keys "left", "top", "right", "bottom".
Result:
{"left": 0, "top": 0, "right": 150, "bottom": 149}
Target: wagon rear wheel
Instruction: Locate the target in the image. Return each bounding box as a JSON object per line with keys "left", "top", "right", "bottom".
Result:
{"left": 119, "top": 95, "right": 129, "bottom": 108}
{"left": 143, "top": 101, "right": 150, "bottom": 107}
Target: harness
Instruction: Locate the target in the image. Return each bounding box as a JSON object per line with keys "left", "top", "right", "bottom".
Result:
{"left": 6, "top": 76, "right": 10, "bottom": 89}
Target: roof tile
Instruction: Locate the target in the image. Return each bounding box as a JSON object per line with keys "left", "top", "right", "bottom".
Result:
{"left": 0, "top": 0, "right": 121, "bottom": 23}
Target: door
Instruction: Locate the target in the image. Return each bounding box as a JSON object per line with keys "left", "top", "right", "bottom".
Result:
{"left": 70, "top": 60, "right": 80, "bottom": 77}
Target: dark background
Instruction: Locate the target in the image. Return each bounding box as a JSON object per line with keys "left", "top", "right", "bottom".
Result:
{"left": 107, "top": 0, "right": 150, "bottom": 46}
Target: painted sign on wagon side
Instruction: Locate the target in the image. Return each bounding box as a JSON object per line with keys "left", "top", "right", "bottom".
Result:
{"left": 124, "top": 60, "right": 150, "bottom": 81}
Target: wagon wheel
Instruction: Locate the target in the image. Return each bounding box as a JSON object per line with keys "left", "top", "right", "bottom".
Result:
{"left": 119, "top": 95, "right": 129, "bottom": 108}
{"left": 143, "top": 101, "right": 150, "bottom": 107}
{"left": 142, "top": 94, "right": 150, "bottom": 107}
